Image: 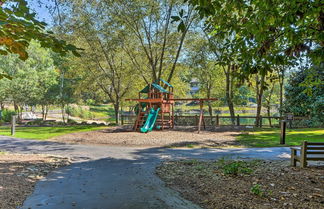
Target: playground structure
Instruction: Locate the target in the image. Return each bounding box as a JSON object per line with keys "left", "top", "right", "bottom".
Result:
{"left": 126, "top": 79, "right": 217, "bottom": 133}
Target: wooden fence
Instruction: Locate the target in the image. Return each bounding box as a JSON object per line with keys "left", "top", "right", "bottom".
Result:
{"left": 121, "top": 113, "right": 311, "bottom": 128}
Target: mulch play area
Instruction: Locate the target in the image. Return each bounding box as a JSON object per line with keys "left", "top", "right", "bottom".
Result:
{"left": 0, "top": 153, "right": 70, "bottom": 209}
{"left": 156, "top": 159, "right": 324, "bottom": 209}
{"left": 51, "top": 126, "right": 241, "bottom": 147}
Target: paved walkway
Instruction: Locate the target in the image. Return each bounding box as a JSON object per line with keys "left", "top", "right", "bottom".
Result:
{"left": 0, "top": 136, "right": 291, "bottom": 209}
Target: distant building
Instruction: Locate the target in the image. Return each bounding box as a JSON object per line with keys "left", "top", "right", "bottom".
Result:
{"left": 190, "top": 78, "right": 199, "bottom": 95}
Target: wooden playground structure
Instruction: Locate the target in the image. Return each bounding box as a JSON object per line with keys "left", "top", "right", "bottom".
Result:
{"left": 126, "top": 79, "right": 217, "bottom": 133}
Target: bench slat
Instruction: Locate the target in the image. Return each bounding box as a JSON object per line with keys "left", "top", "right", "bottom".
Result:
{"left": 307, "top": 142, "right": 324, "bottom": 145}
{"left": 306, "top": 157, "right": 324, "bottom": 161}
{"left": 306, "top": 151, "right": 324, "bottom": 154}
{"left": 306, "top": 146, "right": 324, "bottom": 150}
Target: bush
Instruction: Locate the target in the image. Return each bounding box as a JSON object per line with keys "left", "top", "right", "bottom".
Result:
{"left": 219, "top": 160, "right": 254, "bottom": 176}
{"left": 1, "top": 109, "right": 16, "bottom": 122}
{"left": 250, "top": 184, "right": 264, "bottom": 196}
{"left": 0, "top": 119, "right": 4, "bottom": 126}
{"left": 66, "top": 106, "right": 94, "bottom": 120}
{"left": 67, "top": 118, "right": 77, "bottom": 125}
{"left": 26, "top": 119, "right": 45, "bottom": 126}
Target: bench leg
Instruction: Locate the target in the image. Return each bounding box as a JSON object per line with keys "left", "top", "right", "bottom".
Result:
{"left": 301, "top": 157, "right": 307, "bottom": 168}
{"left": 291, "top": 149, "right": 297, "bottom": 167}
{"left": 301, "top": 141, "right": 307, "bottom": 168}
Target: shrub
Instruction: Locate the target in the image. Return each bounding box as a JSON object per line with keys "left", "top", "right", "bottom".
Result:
{"left": 220, "top": 160, "right": 253, "bottom": 176}
{"left": 1, "top": 109, "right": 16, "bottom": 122}
{"left": 66, "top": 106, "right": 94, "bottom": 120}
{"left": 250, "top": 184, "right": 264, "bottom": 196}
{"left": 26, "top": 119, "right": 44, "bottom": 126}
{"left": 67, "top": 118, "right": 77, "bottom": 125}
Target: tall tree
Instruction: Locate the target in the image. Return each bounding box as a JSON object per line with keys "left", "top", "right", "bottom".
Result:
{"left": 185, "top": 0, "right": 323, "bottom": 80}
{"left": 0, "top": 0, "right": 81, "bottom": 62}
{"left": 94, "top": 0, "right": 196, "bottom": 83}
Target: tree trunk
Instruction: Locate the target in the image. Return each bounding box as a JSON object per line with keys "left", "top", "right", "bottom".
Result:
{"left": 207, "top": 86, "right": 213, "bottom": 117}
{"left": 44, "top": 105, "right": 48, "bottom": 121}
{"left": 279, "top": 76, "right": 284, "bottom": 118}
{"left": 255, "top": 74, "right": 265, "bottom": 127}
{"left": 267, "top": 107, "right": 272, "bottom": 127}
{"left": 61, "top": 104, "right": 66, "bottom": 124}
{"left": 225, "top": 65, "right": 235, "bottom": 125}
{"left": 277, "top": 66, "right": 285, "bottom": 118}
{"left": 113, "top": 102, "right": 120, "bottom": 125}
{"left": 41, "top": 105, "right": 45, "bottom": 120}
{"left": 267, "top": 83, "right": 275, "bottom": 127}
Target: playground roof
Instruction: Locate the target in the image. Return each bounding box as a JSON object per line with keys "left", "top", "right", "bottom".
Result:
{"left": 140, "top": 83, "right": 169, "bottom": 93}
{"left": 154, "top": 78, "right": 173, "bottom": 88}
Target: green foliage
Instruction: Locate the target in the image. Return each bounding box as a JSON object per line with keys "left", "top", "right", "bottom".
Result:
{"left": 219, "top": 160, "right": 253, "bottom": 176}
{"left": 66, "top": 106, "right": 94, "bottom": 120}
{"left": 250, "top": 184, "right": 264, "bottom": 196}
{"left": 67, "top": 118, "right": 77, "bottom": 125}
{"left": 0, "top": 0, "right": 81, "bottom": 61}
{"left": 185, "top": 0, "right": 323, "bottom": 80}
{"left": 284, "top": 67, "right": 324, "bottom": 125}
{"left": 1, "top": 109, "right": 15, "bottom": 122}
{"left": 0, "top": 41, "right": 61, "bottom": 117}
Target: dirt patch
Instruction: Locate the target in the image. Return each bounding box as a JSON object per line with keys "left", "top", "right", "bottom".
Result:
{"left": 156, "top": 159, "right": 324, "bottom": 209}
{"left": 51, "top": 126, "right": 240, "bottom": 147}
{"left": 0, "top": 153, "right": 70, "bottom": 209}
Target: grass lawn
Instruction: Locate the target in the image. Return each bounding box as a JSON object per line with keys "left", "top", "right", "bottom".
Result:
{"left": 0, "top": 125, "right": 107, "bottom": 140}
{"left": 237, "top": 128, "right": 324, "bottom": 147}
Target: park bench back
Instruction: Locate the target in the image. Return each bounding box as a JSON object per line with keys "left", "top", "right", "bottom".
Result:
{"left": 291, "top": 141, "right": 324, "bottom": 168}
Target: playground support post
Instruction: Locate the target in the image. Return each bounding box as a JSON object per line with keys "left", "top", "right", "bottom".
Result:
{"left": 198, "top": 100, "right": 204, "bottom": 133}
{"left": 11, "top": 115, "right": 16, "bottom": 136}
{"left": 280, "top": 120, "right": 286, "bottom": 144}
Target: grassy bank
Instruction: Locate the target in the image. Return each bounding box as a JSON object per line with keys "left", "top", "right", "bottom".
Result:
{"left": 0, "top": 125, "right": 107, "bottom": 140}
{"left": 237, "top": 128, "right": 324, "bottom": 147}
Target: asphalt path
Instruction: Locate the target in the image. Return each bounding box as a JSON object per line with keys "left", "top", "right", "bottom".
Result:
{"left": 0, "top": 136, "right": 291, "bottom": 209}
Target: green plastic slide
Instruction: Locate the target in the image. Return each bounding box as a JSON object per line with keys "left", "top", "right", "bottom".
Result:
{"left": 140, "top": 108, "right": 160, "bottom": 133}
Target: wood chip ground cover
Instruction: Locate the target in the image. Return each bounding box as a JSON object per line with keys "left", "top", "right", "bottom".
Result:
{"left": 0, "top": 153, "right": 70, "bottom": 209}
{"left": 156, "top": 160, "right": 324, "bottom": 209}
{"left": 51, "top": 126, "right": 240, "bottom": 148}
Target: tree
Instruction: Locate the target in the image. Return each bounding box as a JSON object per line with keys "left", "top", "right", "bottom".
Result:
{"left": 262, "top": 81, "right": 279, "bottom": 127}
{"left": 54, "top": 0, "right": 143, "bottom": 124}
{"left": 0, "top": 41, "right": 59, "bottom": 120}
{"left": 0, "top": 0, "right": 81, "bottom": 64}
{"left": 86, "top": 0, "right": 196, "bottom": 83}
{"left": 186, "top": 36, "right": 225, "bottom": 117}
{"left": 284, "top": 66, "right": 324, "bottom": 125}
{"left": 185, "top": 0, "right": 323, "bottom": 80}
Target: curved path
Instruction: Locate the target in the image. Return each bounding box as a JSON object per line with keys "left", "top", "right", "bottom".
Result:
{"left": 0, "top": 136, "right": 291, "bottom": 209}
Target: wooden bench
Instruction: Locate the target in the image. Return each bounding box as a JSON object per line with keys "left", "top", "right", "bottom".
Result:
{"left": 291, "top": 141, "right": 324, "bottom": 168}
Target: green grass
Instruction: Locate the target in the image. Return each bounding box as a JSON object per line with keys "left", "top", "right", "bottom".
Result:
{"left": 89, "top": 104, "right": 117, "bottom": 122}
{"left": 0, "top": 125, "right": 107, "bottom": 140}
{"left": 237, "top": 128, "right": 324, "bottom": 147}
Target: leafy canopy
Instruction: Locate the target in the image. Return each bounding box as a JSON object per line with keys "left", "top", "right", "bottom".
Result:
{"left": 0, "top": 0, "right": 81, "bottom": 61}
{"left": 185, "top": 0, "right": 324, "bottom": 79}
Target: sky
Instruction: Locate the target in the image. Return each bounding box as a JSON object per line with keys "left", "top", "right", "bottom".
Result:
{"left": 27, "top": 0, "right": 55, "bottom": 25}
